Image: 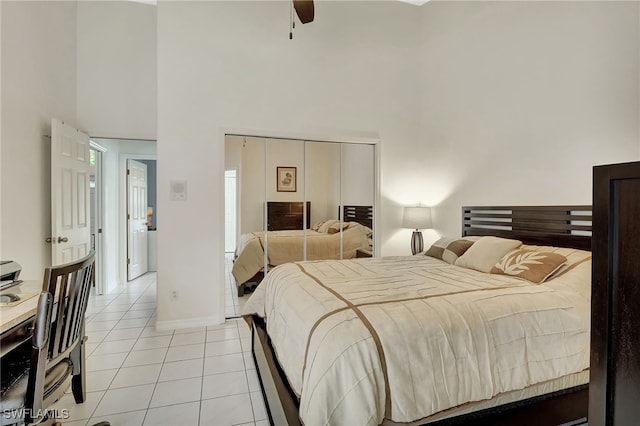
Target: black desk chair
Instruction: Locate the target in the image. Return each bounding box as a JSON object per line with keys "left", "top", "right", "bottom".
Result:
{"left": 0, "top": 251, "right": 107, "bottom": 426}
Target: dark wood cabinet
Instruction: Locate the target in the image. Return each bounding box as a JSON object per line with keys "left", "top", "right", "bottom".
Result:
{"left": 590, "top": 161, "right": 640, "bottom": 426}
{"left": 267, "top": 202, "right": 311, "bottom": 231}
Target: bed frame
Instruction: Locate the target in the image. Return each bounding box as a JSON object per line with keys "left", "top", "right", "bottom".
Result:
{"left": 462, "top": 205, "right": 591, "bottom": 251}
{"left": 341, "top": 205, "right": 373, "bottom": 229}
{"left": 250, "top": 205, "right": 592, "bottom": 426}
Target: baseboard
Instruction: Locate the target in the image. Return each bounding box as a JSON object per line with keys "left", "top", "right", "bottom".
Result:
{"left": 154, "top": 315, "right": 225, "bottom": 331}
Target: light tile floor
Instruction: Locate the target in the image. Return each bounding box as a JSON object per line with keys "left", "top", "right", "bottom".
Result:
{"left": 51, "top": 271, "right": 267, "bottom": 426}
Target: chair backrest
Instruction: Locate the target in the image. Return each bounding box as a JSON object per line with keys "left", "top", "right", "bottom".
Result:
{"left": 42, "top": 251, "right": 95, "bottom": 364}
{"left": 24, "top": 251, "right": 95, "bottom": 423}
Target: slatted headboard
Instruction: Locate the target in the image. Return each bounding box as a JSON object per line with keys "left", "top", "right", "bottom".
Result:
{"left": 341, "top": 205, "right": 373, "bottom": 229}
{"left": 462, "top": 205, "right": 592, "bottom": 251}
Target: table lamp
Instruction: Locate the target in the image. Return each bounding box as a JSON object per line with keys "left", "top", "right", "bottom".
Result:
{"left": 403, "top": 206, "right": 432, "bottom": 255}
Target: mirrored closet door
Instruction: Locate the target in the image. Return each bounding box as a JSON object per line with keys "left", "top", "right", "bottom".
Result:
{"left": 225, "top": 135, "right": 376, "bottom": 299}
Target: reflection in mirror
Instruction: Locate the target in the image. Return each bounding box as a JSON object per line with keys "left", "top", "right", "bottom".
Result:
{"left": 265, "top": 138, "right": 305, "bottom": 274}
{"left": 226, "top": 135, "right": 376, "bottom": 305}
{"left": 341, "top": 143, "right": 375, "bottom": 258}
{"left": 306, "top": 141, "right": 341, "bottom": 259}
{"left": 226, "top": 136, "right": 266, "bottom": 297}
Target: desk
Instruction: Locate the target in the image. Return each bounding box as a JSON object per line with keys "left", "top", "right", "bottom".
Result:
{"left": 0, "top": 280, "right": 41, "bottom": 357}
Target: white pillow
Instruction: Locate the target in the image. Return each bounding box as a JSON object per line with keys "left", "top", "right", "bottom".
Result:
{"left": 454, "top": 236, "right": 522, "bottom": 273}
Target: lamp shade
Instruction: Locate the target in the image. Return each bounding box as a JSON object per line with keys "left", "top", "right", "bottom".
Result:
{"left": 402, "top": 206, "right": 432, "bottom": 230}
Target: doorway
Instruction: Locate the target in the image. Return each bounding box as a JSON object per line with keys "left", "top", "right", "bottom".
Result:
{"left": 90, "top": 142, "right": 106, "bottom": 294}
{"left": 127, "top": 159, "right": 149, "bottom": 280}
{"left": 88, "top": 138, "right": 157, "bottom": 293}
{"left": 124, "top": 157, "right": 157, "bottom": 282}
{"left": 225, "top": 169, "right": 237, "bottom": 253}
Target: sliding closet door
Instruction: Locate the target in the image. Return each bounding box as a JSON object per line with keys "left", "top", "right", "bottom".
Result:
{"left": 225, "top": 135, "right": 377, "bottom": 297}
{"left": 341, "top": 143, "right": 375, "bottom": 257}
{"left": 305, "top": 141, "right": 341, "bottom": 259}
{"left": 265, "top": 138, "right": 305, "bottom": 268}
{"left": 235, "top": 137, "right": 265, "bottom": 239}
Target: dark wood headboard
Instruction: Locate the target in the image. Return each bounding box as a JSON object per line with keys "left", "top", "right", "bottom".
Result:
{"left": 462, "top": 205, "right": 592, "bottom": 251}
{"left": 267, "top": 201, "right": 311, "bottom": 231}
{"left": 341, "top": 205, "right": 373, "bottom": 229}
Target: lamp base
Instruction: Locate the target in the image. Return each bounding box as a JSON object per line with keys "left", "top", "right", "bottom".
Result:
{"left": 411, "top": 230, "right": 423, "bottom": 255}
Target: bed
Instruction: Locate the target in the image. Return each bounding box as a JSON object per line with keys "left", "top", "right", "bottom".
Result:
{"left": 233, "top": 205, "right": 374, "bottom": 296}
{"left": 242, "top": 205, "right": 592, "bottom": 426}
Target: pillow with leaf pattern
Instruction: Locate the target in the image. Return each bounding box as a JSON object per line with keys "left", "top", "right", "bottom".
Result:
{"left": 490, "top": 249, "right": 567, "bottom": 284}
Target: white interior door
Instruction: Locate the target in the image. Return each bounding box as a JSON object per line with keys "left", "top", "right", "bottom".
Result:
{"left": 127, "top": 159, "right": 148, "bottom": 280}
{"left": 51, "top": 119, "right": 91, "bottom": 265}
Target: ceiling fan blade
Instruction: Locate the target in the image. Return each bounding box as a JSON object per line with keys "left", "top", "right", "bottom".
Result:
{"left": 293, "top": 0, "right": 314, "bottom": 24}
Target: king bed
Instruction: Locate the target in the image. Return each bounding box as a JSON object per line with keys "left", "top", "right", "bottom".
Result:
{"left": 242, "top": 206, "right": 592, "bottom": 426}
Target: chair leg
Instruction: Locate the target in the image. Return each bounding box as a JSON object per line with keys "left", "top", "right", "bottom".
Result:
{"left": 70, "top": 337, "right": 87, "bottom": 403}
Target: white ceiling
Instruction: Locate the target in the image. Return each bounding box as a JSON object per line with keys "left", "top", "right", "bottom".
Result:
{"left": 397, "top": 0, "right": 431, "bottom": 5}
{"left": 128, "top": 0, "right": 431, "bottom": 7}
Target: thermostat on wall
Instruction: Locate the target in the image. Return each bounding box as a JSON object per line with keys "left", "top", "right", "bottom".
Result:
{"left": 170, "top": 180, "right": 187, "bottom": 201}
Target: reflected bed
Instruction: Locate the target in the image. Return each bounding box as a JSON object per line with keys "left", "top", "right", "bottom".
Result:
{"left": 232, "top": 221, "right": 372, "bottom": 296}
{"left": 233, "top": 205, "right": 374, "bottom": 296}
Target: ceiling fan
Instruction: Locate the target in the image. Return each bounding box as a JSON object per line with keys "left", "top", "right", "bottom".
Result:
{"left": 290, "top": 0, "right": 314, "bottom": 39}
{"left": 293, "top": 0, "right": 314, "bottom": 24}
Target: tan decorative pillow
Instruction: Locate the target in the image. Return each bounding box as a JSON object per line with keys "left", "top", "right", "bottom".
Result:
{"left": 425, "top": 237, "right": 475, "bottom": 264}
{"left": 318, "top": 220, "right": 339, "bottom": 233}
{"left": 490, "top": 249, "right": 568, "bottom": 284}
{"left": 454, "top": 236, "right": 522, "bottom": 272}
{"left": 520, "top": 244, "right": 592, "bottom": 279}
{"left": 328, "top": 222, "right": 350, "bottom": 234}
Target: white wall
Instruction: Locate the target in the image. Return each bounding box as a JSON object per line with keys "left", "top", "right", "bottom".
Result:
{"left": 413, "top": 1, "right": 640, "bottom": 243}
{"left": 157, "top": 1, "right": 421, "bottom": 327}
{"left": 0, "top": 0, "right": 156, "bottom": 282}
{"left": 0, "top": 1, "right": 78, "bottom": 279}
{"left": 76, "top": 1, "right": 157, "bottom": 140}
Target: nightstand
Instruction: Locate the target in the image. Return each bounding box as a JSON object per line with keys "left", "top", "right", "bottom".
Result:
{"left": 356, "top": 248, "right": 373, "bottom": 258}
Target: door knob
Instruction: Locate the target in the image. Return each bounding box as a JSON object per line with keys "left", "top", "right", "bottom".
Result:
{"left": 57, "top": 236, "right": 69, "bottom": 243}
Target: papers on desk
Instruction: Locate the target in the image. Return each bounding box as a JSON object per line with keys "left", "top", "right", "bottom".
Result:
{"left": 0, "top": 279, "right": 23, "bottom": 291}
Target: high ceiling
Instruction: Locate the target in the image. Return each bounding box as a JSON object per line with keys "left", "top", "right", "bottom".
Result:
{"left": 128, "top": 0, "right": 431, "bottom": 7}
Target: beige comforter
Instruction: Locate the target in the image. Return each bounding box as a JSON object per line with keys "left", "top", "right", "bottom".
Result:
{"left": 232, "top": 222, "right": 371, "bottom": 286}
{"left": 242, "top": 254, "right": 591, "bottom": 425}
